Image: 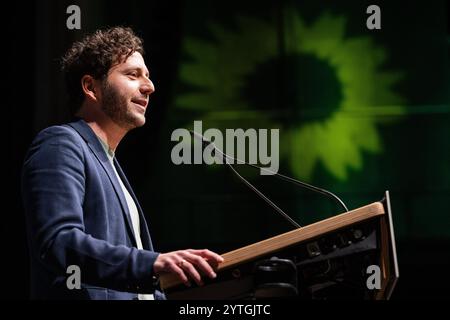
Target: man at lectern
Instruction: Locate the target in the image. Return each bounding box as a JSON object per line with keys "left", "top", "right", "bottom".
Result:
{"left": 21, "top": 26, "right": 223, "bottom": 300}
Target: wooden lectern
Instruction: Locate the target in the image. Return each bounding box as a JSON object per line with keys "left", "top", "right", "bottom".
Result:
{"left": 160, "top": 191, "right": 399, "bottom": 300}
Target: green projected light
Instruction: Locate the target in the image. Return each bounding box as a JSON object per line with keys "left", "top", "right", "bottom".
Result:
{"left": 176, "top": 11, "right": 405, "bottom": 181}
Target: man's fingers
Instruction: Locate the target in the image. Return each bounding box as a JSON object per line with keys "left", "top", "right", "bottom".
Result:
{"left": 188, "top": 249, "right": 224, "bottom": 264}
{"left": 172, "top": 262, "right": 190, "bottom": 287}
{"left": 184, "top": 253, "right": 218, "bottom": 279}
{"left": 178, "top": 259, "right": 204, "bottom": 286}
{"left": 155, "top": 250, "right": 225, "bottom": 287}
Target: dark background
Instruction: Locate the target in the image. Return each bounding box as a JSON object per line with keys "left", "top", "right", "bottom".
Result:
{"left": 4, "top": 0, "right": 450, "bottom": 299}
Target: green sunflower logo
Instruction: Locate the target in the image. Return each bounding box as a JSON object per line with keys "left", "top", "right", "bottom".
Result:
{"left": 175, "top": 11, "right": 405, "bottom": 181}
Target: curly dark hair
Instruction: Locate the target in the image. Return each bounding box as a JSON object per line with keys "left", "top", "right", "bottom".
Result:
{"left": 61, "top": 26, "right": 144, "bottom": 113}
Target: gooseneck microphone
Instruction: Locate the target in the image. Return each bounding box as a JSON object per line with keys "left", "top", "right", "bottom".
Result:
{"left": 189, "top": 130, "right": 349, "bottom": 229}
{"left": 189, "top": 130, "right": 301, "bottom": 228}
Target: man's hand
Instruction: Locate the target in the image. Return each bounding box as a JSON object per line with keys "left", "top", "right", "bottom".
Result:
{"left": 153, "top": 249, "right": 224, "bottom": 287}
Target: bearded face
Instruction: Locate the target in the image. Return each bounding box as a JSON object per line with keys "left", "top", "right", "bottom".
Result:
{"left": 100, "top": 52, "right": 154, "bottom": 130}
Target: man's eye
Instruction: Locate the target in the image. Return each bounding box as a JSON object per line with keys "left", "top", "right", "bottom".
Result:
{"left": 128, "top": 72, "right": 138, "bottom": 78}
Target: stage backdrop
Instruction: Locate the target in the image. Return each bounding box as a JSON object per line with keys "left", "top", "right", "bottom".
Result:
{"left": 5, "top": 0, "right": 449, "bottom": 299}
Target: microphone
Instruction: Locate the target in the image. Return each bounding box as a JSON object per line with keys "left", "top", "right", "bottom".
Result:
{"left": 189, "top": 130, "right": 301, "bottom": 228}
{"left": 189, "top": 130, "right": 349, "bottom": 229}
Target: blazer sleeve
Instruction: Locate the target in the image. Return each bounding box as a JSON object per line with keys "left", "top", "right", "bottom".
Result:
{"left": 21, "top": 126, "right": 160, "bottom": 293}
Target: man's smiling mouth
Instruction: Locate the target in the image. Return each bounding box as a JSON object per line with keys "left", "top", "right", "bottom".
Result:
{"left": 132, "top": 98, "right": 148, "bottom": 108}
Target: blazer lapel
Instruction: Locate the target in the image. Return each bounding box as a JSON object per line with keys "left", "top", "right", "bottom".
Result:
{"left": 67, "top": 120, "right": 138, "bottom": 247}
{"left": 113, "top": 160, "right": 154, "bottom": 251}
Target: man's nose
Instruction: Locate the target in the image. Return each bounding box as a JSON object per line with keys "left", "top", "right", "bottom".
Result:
{"left": 140, "top": 79, "right": 155, "bottom": 95}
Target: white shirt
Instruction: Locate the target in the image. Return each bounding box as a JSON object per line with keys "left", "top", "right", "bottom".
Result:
{"left": 97, "top": 137, "right": 154, "bottom": 300}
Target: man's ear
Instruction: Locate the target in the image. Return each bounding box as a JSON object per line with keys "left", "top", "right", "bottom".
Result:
{"left": 81, "top": 75, "right": 100, "bottom": 102}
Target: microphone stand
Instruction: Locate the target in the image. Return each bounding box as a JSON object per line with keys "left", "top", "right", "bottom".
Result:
{"left": 190, "top": 130, "right": 349, "bottom": 229}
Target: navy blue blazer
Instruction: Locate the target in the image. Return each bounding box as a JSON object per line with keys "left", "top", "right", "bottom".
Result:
{"left": 22, "top": 119, "right": 164, "bottom": 300}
